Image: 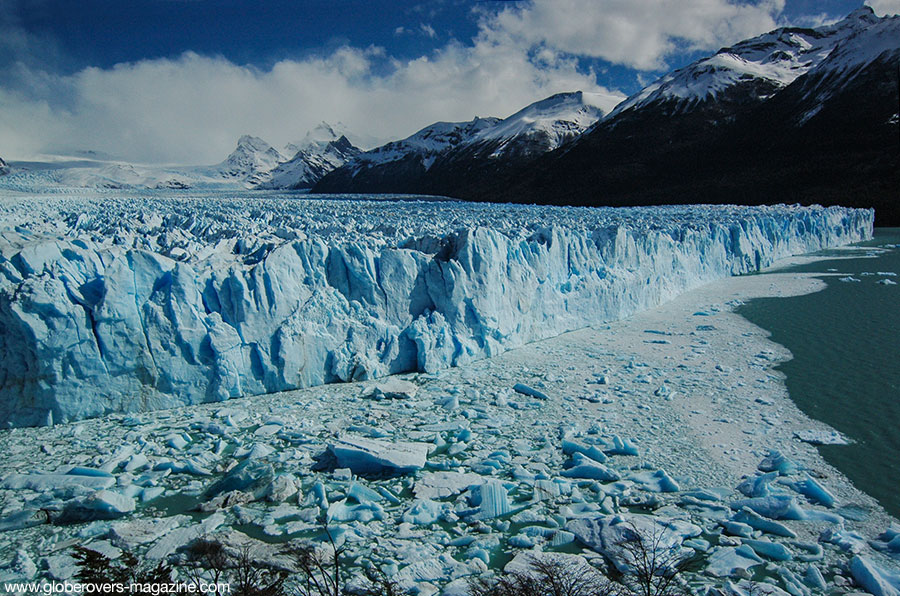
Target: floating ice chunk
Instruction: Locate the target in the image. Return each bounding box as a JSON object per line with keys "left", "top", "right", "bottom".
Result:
{"left": 606, "top": 435, "right": 639, "bottom": 456}
{"left": 793, "top": 475, "right": 835, "bottom": 507}
{"left": 327, "top": 499, "right": 384, "bottom": 523}
{"left": 551, "top": 530, "right": 576, "bottom": 546}
{"left": 0, "top": 509, "right": 48, "bottom": 532}
{"left": 413, "top": 472, "right": 483, "bottom": 500}
{"left": 838, "top": 276, "right": 861, "bottom": 282}
{"left": 365, "top": 378, "right": 419, "bottom": 400}
{"left": 470, "top": 480, "right": 513, "bottom": 520}
{"left": 757, "top": 450, "right": 799, "bottom": 476}
{"left": 144, "top": 513, "right": 225, "bottom": 559}
{"left": 109, "top": 516, "right": 185, "bottom": 548}
{"left": 513, "top": 383, "right": 549, "bottom": 400}
{"left": 2, "top": 473, "right": 115, "bottom": 491}
{"left": 705, "top": 545, "right": 764, "bottom": 578}
{"left": 55, "top": 490, "right": 136, "bottom": 524}
{"left": 155, "top": 459, "right": 212, "bottom": 476}
{"left": 732, "top": 508, "right": 797, "bottom": 538}
{"left": 720, "top": 521, "right": 754, "bottom": 539}
{"left": 629, "top": 469, "right": 680, "bottom": 493}
{"left": 804, "top": 565, "right": 827, "bottom": 591}
{"left": 67, "top": 467, "right": 114, "bottom": 478}
{"left": 140, "top": 486, "right": 165, "bottom": 502}
{"left": 265, "top": 474, "right": 300, "bottom": 503}
{"left": 737, "top": 472, "right": 778, "bottom": 497}
{"left": 0, "top": 549, "right": 38, "bottom": 581}
{"left": 503, "top": 551, "right": 595, "bottom": 576}
{"left": 776, "top": 567, "right": 810, "bottom": 596}
{"left": 873, "top": 524, "right": 900, "bottom": 553}
{"left": 567, "top": 514, "right": 701, "bottom": 573}
{"left": 851, "top": 556, "right": 900, "bottom": 596}
{"left": 124, "top": 453, "right": 150, "bottom": 472}
{"left": 743, "top": 539, "right": 792, "bottom": 561}
{"left": 730, "top": 495, "right": 807, "bottom": 520}
{"left": 205, "top": 460, "right": 275, "bottom": 499}
{"left": 878, "top": 278, "right": 898, "bottom": 285}
{"left": 820, "top": 528, "right": 866, "bottom": 552}
{"left": 561, "top": 439, "right": 608, "bottom": 463}
{"left": 532, "top": 479, "right": 562, "bottom": 501}
{"left": 793, "top": 429, "right": 850, "bottom": 445}
{"left": 241, "top": 443, "right": 275, "bottom": 460}
{"left": 347, "top": 482, "right": 382, "bottom": 505}
{"left": 683, "top": 538, "right": 709, "bottom": 553}
{"left": 328, "top": 435, "right": 429, "bottom": 475}
{"left": 402, "top": 499, "right": 444, "bottom": 525}
{"left": 562, "top": 453, "right": 621, "bottom": 481}
{"left": 792, "top": 542, "right": 823, "bottom": 562}
{"left": 166, "top": 434, "right": 190, "bottom": 450}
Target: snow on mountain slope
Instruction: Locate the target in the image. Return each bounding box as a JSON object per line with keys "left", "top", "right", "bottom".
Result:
{"left": 609, "top": 6, "right": 881, "bottom": 117}
{"left": 797, "top": 12, "right": 900, "bottom": 97}
{"left": 472, "top": 91, "right": 607, "bottom": 157}
{"left": 0, "top": 195, "right": 872, "bottom": 427}
{"left": 347, "top": 118, "right": 502, "bottom": 173}
{"left": 314, "top": 91, "right": 611, "bottom": 192}
{"left": 0, "top": 158, "right": 8, "bottom": 176}
{"left": 210, "top": 135, "right": 285, "bottom": 187}
{"left": 261, "top": 124, "right": 361, "bottom": 189}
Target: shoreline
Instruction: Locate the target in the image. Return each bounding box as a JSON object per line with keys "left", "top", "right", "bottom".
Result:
{"left": 1, "top": 248, "right": 897, "bottom": 591}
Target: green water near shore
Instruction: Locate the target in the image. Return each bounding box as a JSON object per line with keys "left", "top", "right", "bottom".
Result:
{"left": 738, "top": 228, "right": 900, "bottom": 518}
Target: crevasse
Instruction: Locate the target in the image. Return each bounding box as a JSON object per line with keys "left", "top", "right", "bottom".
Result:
{"left": 0, "top": 197, "right": 873, "bottom": 427}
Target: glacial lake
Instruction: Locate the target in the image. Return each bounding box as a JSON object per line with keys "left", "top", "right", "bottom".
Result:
{"left": 738, "top": 228, "right": 900, "bottom": 518}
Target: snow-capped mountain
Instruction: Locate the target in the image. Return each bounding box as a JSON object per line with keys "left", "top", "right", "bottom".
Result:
{"left": 351, "top": 117, "right": 501, "bottom": 171}
{"left": 609, "top": 7, "right": 881, "bottom": 118}
{"left": 313, "top": 91, "right": 609, "bottom": 193}
{"left": 212, "top": 135, "right": 285, "bottom": 187}
{"left": 260, "top": 123, "right": 361, "bottom": 189}
{"left": 471, "top": 91, "right": 607, "bottom": 158}
{"left": 0, "top": 157, "right": 9, "bottom": 176}
{"left": 468, "top": 6, "right": 899, "bottom": 224}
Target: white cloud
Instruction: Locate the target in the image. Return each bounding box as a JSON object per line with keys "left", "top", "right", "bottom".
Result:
{"left": 420, "top": 23, "right": 437, "bottom": 38}
{"left": 485, "top": 0, "right": 786, "bottom": 71}
{"left": 1, "top": 39, "right": 623, "bottom": 164}
{"left": 0, "top": 0, "right": 814, "bottom": 164}
{"left": 866, "top": 0, "right": 900, "bottom": 15}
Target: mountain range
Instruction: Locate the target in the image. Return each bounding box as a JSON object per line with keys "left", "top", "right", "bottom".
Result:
{"left": 1, "top": 7, "right": 896, "bottom": 222}
{"left": 313, "top": 6, "right": 899, "bottom": 224}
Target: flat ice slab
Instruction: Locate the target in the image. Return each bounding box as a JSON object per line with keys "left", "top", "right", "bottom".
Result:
{"left": 329, "top": 435, "right": 430, "bottom": 475}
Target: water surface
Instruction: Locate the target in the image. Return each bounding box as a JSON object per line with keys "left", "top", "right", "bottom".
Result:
{"left": 738, "top": 228, "right": 900, "bottom": 518}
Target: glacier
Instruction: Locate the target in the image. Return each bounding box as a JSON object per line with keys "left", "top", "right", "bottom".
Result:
{"left": 0, "top": 193, "right": 873, "bottom": 427}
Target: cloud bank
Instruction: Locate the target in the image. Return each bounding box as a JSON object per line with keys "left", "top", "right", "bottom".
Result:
{"left": 0, "top": 1, "right": 814, "bottom": 164}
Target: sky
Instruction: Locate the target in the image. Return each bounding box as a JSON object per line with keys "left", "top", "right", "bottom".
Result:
{"left": 1, "top": 0, "right": 898, "bottom": 164}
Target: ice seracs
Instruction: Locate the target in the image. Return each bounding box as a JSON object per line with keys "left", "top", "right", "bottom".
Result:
{"left": 0, "top": 200, "right": 873, "bottom": 427}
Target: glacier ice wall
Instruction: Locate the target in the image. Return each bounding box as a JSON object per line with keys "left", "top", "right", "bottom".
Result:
{"left": 0, "top": 194, "right": 873, "bottom": 427}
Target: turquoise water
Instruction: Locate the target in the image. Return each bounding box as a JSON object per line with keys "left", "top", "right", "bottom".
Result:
{"left": 738, "top": 229, "right": 900, "bottom": 518}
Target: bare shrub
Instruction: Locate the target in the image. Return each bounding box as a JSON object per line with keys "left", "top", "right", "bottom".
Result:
{"left": 469, "top": 557, "right": 614, "bottom": 596}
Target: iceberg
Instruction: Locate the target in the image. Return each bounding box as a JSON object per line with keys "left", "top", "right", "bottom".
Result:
{"left": 0, "top": 197, "right": 873, "bottom": 427}
{"left": 328, "top": 435, "right": 429, "bottom": 475}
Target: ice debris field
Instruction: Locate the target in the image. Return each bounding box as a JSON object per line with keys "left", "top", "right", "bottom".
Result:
{"left": 2, "top": 193, "right": 899, "bottom": 596}
{"left": 0, "top": 194, "right": 873, "bottom": 428}
{"left": 2, "top": 237, "right": 900, "bottom": 596}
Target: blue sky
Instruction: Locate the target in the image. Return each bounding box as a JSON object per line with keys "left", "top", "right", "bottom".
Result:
{"left": 1, "top": 0, "right": 897, "bottom": 163}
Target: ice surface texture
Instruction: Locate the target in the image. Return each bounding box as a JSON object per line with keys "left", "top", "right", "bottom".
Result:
{"left": 0, "top": 195, "right": 873, "bottom": 427}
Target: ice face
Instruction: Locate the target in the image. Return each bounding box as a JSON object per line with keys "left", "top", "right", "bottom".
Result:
{"left": 0, "top": 195, "right": 873, "bottom": 427}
